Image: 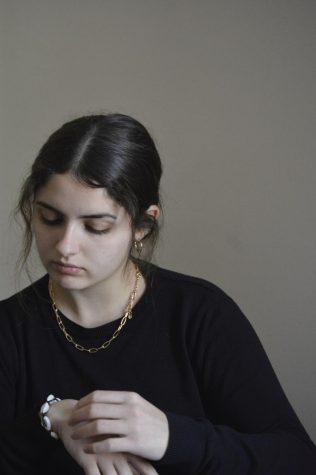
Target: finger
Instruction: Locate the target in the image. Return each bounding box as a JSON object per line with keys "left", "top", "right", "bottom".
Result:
{"left": 76, "top": 390, "right": 135, "bottom": 409}
{"left": 82, "top": 462, "right": 101, "bottom": 475}
{"left": 84, "top": 468, "right": 101, "bottom": 475}
{"left": 113, "top": 459, "right": 135, "bottom": 475}
{"left": 72, "top": 419, "right": 126, "bottom": 440}
{"left": 84, "top": 436, "right": 132, "bottom": 456}
{"left": 97, "top": 456, "right": 134, "bottom": 475}
{"left": 70, "top": 403, "right": 126, "bottom": 425}
{"left": 96, "top": 460, "right": 117, "bottom": 475}
{"left": 127, "top": 456, "right": 158, "bottom": 475}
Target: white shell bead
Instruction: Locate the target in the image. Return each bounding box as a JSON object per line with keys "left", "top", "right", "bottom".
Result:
{"left": 43, "top": 415, "right": 51, "bottom": 431}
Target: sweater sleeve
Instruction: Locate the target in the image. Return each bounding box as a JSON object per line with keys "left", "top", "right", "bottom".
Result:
{"left": 156, "top": 293, "right": 316, "bottom": 474}
{"left": 0, "top": 302, "right": 82, "bottom": 475}
{"left": 0, "top": 306, "right": 54, "bottom": 474}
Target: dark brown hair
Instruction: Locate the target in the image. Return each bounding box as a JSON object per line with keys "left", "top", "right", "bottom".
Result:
{"left": 16, "top": 113, "right": 162, "bottom": 271}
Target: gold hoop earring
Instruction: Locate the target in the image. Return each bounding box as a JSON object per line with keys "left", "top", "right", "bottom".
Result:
{"left": 133, "top": 240, "right": 143, "bottom": 257}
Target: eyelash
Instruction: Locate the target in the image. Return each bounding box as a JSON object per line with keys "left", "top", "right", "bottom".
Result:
{"left": 39, "top": 216, "right": 110, "bottom": 235}
{"left": 86, "top": 226, "right": 110, "bottom": 235}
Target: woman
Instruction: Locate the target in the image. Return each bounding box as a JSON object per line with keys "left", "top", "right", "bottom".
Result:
{"left": 0, "top": 113, "right": 315, "bottom": 475}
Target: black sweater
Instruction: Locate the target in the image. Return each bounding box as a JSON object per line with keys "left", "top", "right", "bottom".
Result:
{"left": 0, "top": 265, "right": 315, "bottom": 474}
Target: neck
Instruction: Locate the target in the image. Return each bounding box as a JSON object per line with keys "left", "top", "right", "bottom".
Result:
{"left": 49, "top": 262, "right": 145, "bottom": 328}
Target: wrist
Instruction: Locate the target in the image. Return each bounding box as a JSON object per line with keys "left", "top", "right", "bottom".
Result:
{"left": 39, "top": 395, "right": 77, "bottom": 439}
{"left": 48, "top": 398, "right": 77, "bottom": 436}
{"left": 39, "top": 394, "right": 61, "bottom": 439}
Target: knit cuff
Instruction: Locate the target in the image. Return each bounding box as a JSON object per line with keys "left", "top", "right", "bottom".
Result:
{"left": 156, "top": 412, "right": 208, "bottom": 472}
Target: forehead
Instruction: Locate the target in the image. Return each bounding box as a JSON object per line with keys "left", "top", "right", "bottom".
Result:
{"left": 35, "top": 173, "right": 122, "bottom": 215}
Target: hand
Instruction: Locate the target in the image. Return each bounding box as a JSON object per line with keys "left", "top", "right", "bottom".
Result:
{"left": 49, "top": 399, "right": 158, "bottom": 474}
{"left": 69, "top": 391, "right": 169, "bottom": 461}
{"left": 87, "top": 453, "right": 158, "bottom": 475}
{"left": 48, "top": 399, "right": 97, "bottom": 472}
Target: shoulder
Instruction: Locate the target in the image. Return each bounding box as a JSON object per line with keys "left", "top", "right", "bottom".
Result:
{"left": 149, "top": 265, "right": 257, "bottom": 346}
{"left": 150, "top": 264, "right": 225, "bottom": 297}
{"left": 149, "top": 265, "right": 239, "bottom": 317}
{"left": 148, "top": 264, "right": 229, "bottom": 319}
{"left": 0, "top": 275, "right": 49, "bottom": 322}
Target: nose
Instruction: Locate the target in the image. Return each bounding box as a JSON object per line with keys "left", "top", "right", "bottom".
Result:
{"left": 55, "top": 224, "right": 80, "bottom": 258}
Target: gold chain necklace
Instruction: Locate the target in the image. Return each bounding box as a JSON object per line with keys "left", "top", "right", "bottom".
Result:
{"left": 48, "top": 265, "right": 141, "bottom": 354}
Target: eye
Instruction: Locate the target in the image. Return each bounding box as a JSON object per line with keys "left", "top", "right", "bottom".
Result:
{"left": 38, "top": 209, "right": 63, "bottom": 225}
{"left": 83, "top": 218, "right": 112, "bottom": 235}
{"left": 84, "top": 225, "right": 111, "bottom": 235}
{"left": 40, "top": 216, "right": 63, "bottom": 226}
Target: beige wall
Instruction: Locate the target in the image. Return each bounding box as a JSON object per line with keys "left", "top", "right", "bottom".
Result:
{"left": 1, "top": 0, "right": 315, "bottom": 442}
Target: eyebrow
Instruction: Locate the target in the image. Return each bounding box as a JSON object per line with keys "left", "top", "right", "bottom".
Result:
{"left": 35, "top": 201, "right": 117, "bottom": 220}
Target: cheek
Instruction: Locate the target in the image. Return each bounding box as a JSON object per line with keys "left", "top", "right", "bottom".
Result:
{"left": 34, "top": 234, "right": 48, "bottom": 258}
{"left": 91, "top": 232, "right": 132, "bottom": 262}
{"left": 33, "top": 226, "right": 54, "bottom": 256}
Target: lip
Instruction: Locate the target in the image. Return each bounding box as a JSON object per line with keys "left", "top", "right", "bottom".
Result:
{"left": 51, "top": 261, "right": 83, "bottom": 275}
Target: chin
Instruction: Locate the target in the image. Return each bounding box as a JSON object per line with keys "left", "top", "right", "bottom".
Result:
{"left": 49, "top": 273, "right": 86, "bottom": 290}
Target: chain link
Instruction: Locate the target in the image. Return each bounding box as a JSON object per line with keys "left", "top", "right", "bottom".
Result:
{"left": 49, "top": 266, "right": 141, "bottom": 353}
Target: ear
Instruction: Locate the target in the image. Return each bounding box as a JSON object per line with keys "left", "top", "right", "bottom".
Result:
{"left": 134, "top": 205, "right": 160, "bottom": 241}
{"left": 146, "top": 204, "right": 160, "bottom": 220}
